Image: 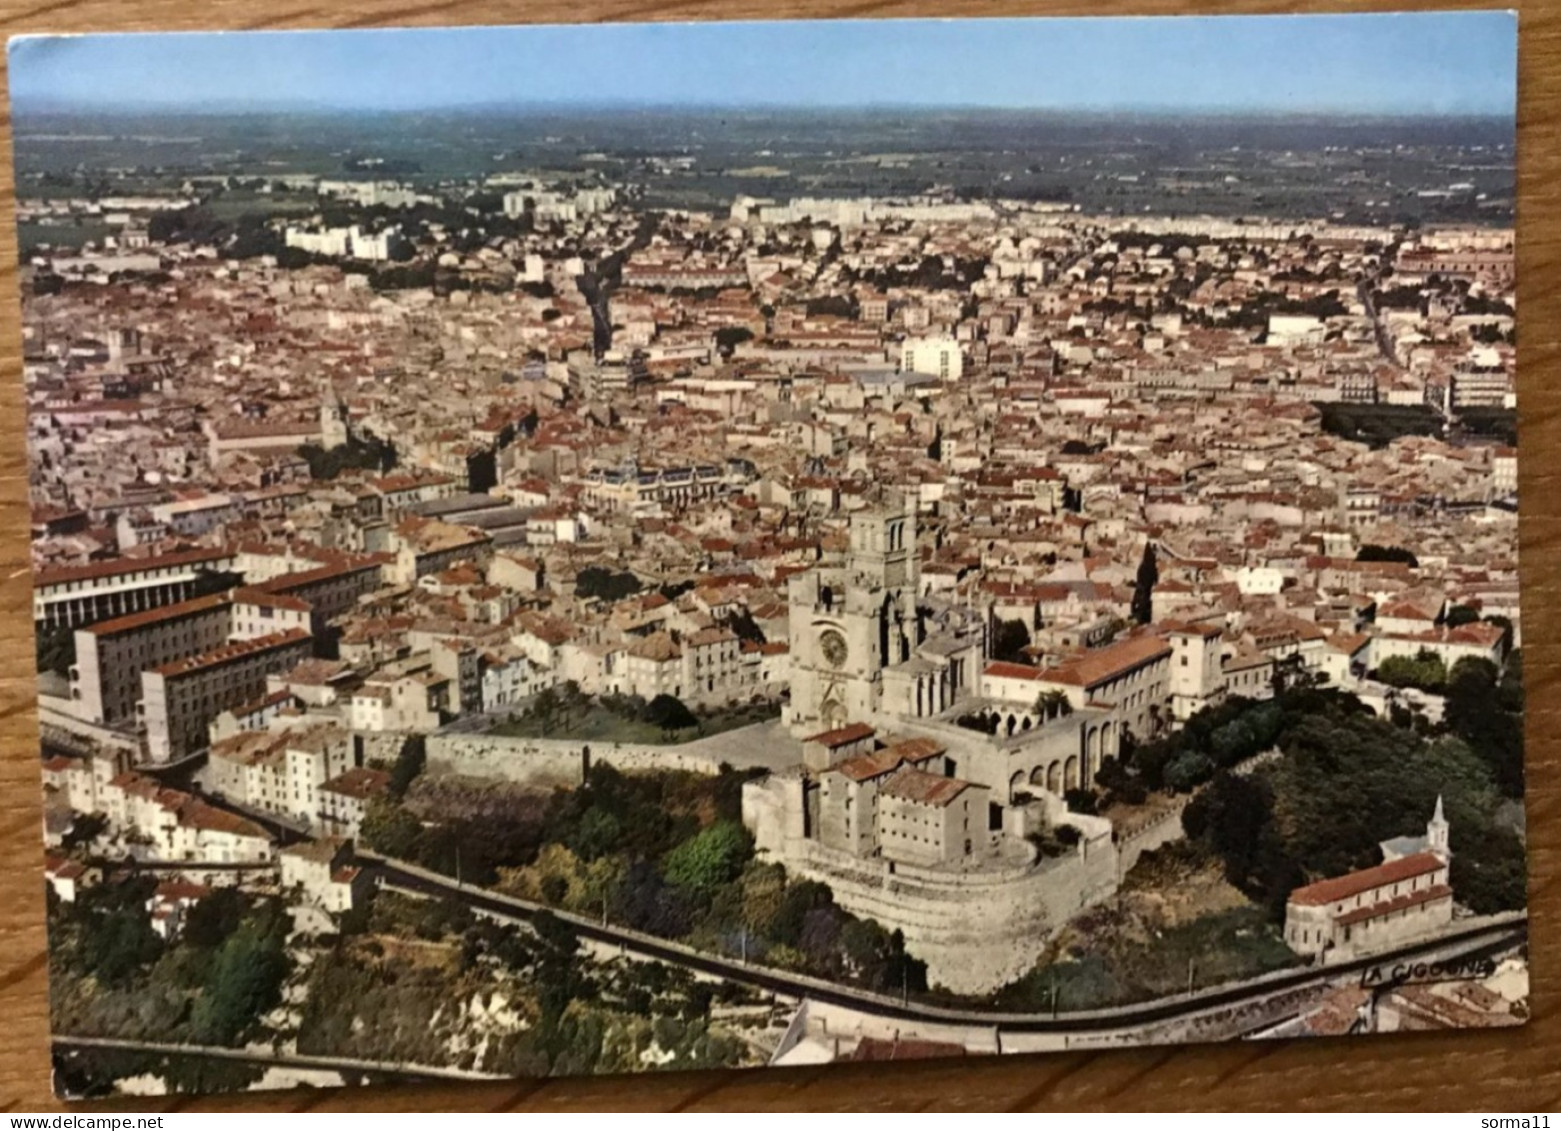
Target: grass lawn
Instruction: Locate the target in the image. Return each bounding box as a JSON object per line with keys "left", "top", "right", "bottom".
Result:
{"left": 490, "top": 700, "right": 780, "bottom": 746}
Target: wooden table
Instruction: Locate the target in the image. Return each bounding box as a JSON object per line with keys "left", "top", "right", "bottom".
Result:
{"left": 0, "top": 0, "right": 1554, "bottom": 1112}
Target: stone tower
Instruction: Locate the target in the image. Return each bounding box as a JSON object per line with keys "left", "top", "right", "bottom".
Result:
{"left": 319, "top": 395, "right": 350, "bottom": 451}
{"left": 785, "top": 501, "right": 921, "bottom": 736}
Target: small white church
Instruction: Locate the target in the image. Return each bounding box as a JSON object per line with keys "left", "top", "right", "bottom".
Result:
{"left": 1284, "top": 797, "right": 1454, "bottom": 962}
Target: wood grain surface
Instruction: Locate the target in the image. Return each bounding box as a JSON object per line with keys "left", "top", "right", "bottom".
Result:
{"left": 0, "top": 0, "right": 1552, "bottom": 1113}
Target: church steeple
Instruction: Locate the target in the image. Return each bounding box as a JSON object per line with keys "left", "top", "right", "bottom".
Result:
{"left": 1427, "top": 794, "right": 1450, "bottom": 862}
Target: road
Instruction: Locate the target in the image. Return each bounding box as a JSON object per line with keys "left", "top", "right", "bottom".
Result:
{"left": 1357, "top": 259, "right": 1411, "bottom": 374}
{"left": 52, "top": 1034, "right": 507, "bottom": 1084}
{"left": 86, "top": 857, "right": 275, "bottom": 875}
{"left": 368, "top": 852, "right": 1526, "bottom": 1036}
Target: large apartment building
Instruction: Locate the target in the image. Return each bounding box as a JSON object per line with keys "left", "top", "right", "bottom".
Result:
{"left": 142, "top": 629, "right": 315, "bottom": 764}
{"left": 33, "top": 548, "right": 237, "bottom": 631}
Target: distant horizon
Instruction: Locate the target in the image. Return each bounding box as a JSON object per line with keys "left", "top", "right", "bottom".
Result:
{"left": 10, "top": 100, "right": 1520, "bottom": 124}
{"left": 8, "top": 13, "right": 1518, "bottom": 119}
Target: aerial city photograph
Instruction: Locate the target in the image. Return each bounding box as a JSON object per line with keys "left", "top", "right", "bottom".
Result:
{"left": 8, "top": 11, "right": 1527, "bottom": 1098}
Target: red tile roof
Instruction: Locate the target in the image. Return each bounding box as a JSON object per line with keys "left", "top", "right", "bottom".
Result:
{"left": 321, "top": 767, "right": 391, "bottom": 801}
{"left": 1289, "top": 852, "right": 1445, "bottom": 907}
{"left": 1335, "top": 884, "right": 1452, "bottom": 927}
{"left": 35, "top": 548, "right": 231, "bottom": 590}
{"left": 880, "top": 737, "right": 947, "bottom": 764}
{"left": 150, "top": 629, "right": 311, "bottom": 679}
{"left": 879, "top": 768, "right": 972, "bottom": 807}
{"left": 1038, "top": 635, "right": 1173, "bottom": 689}
{"left": 832, "top": 748, "right": 912, "bottom": 783}
{"left": 803, "top": 722, "right": 875, "bottom": 748}
{"left": 178, "top": 800, "right": 268, "bottom": 839}
{"left": 153, "top": 879, "right": 211, "bottom": 903}
{"left": 984, "top": 660, "right": 1044, "bottom": 681}
{"left": 83, "top": 592, "right": 231, "bottom": 637}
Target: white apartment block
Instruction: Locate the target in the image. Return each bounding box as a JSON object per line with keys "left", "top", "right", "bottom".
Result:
{"left": 899, "top": 337, "right": 964, "bottom": 382}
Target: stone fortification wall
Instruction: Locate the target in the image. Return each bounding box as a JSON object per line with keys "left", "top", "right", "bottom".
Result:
{"left": 426, "top": 733, "right": 721, "bottom": 788}
{"left": 1115, "top": 799, "right": 1191, "bottom": 879}
{"left": 742, "top": 774, "right": 1124, "bottom": 995}
{"left": 357, "top": 731, "right": 417, "bottom": 764}
{"left": 778, "top": 834, "right": 1119, "bottom": 996}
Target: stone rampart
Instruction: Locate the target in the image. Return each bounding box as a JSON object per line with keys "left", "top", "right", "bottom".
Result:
{"left": 1116, "top": 799, "right": 1190, "bottom": 879}
{"left": 779, "top": 834, "right": 1120, "bottom": 995}
{"left": 426, "top": 733, "right": 721, "bottom": 788}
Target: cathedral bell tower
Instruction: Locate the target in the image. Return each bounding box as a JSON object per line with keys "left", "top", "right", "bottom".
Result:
{"left": 785, "top": 501, "right": 922, "bottom": 737}
{"left": 849, "top": 506, "right": 914, "bottom": 590}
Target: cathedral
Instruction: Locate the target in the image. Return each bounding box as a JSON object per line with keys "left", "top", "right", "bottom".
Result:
{"left": 785, "top": 502, "right": 983, "bottom": 735}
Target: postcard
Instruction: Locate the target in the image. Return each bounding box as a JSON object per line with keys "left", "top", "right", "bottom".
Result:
{"left": 10, "top": 11, "right": 1525, "bottom": 1099}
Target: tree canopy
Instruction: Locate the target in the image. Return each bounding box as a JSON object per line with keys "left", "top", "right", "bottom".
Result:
{"left": 1356, "top": 544, "right": 1419, "bottom": 567}
{"left": 662, "top": 821, "right": 753, "bottom": 897}
{"left": 1374, "top": 649, "right": 1448, "bottom": 692}
{"left": 990, "top": 618, "right": 1032, "bottom": 665}
{"left": 574, "top": 566, "right": 643, "bottom": 602}
{"left": 1131, "top": 543, "right": 1159, "bottom": 625}
{"left": 187, "top": 908, "right": 291, "bottom": 1046}
{"left": 644, "top": 694, "right": 697, "bottom": 735}
{"left": 1182, "top": 691, "right": 1525, "bottom": 919}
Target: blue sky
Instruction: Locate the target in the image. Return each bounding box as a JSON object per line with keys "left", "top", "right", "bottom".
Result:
{"left": 8, "top": 12, "right": 1517, "bottom": 117}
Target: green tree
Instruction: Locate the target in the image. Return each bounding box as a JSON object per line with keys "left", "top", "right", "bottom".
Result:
{"left": 644, "top": 693, "right": 697, "bottom": 736}
{"left": 1356, "top": 544, "right": 1419, "bottom": 567}
{"left": 360, "top": 799, "right": 422, "bottom": 859}
{"left": 1062, "top": 788, "right": 1098, "bottom": 815}
{"left": 297, "top": 432, "right": 396, "bottom": 479}
{"left": 662, "top": 821, "right": 753, "bottom": 898}
{"left": 990, "top": 618, "right": 1032, "bottom": 664}
{"left": 1164, "top": 750, "right": 1215, "bottom": 792}
{"left": 82, "top": 904, "right": 165, "bottom": 989}
{"left": 1035, "top": 689, "right": 1073, "bottom": 720}
{"left": 1184, "top": 699, "right": 1528, "bottom": 920}
{"left": 531, "top": 686, "right": 562, "bottom": 735}
{"left": 1182, "top": 770, "right": 1275, "bottom": 891}
{"left": 388, "top": 735, "right": 427, "bottom": 800}
{"left": 558, "top": 680, "right": 586, "bottom": 727}
{"left": 567, "top": 806, "right": 624, "bottom": 862}
{"left": 1374, "top": 650, "right": 1448, "bottom": 692}
{"left": 188, "top": 917, "right": 289, "bottom": 1046}
{"left": 1444, "top": 657, "right": 1524, "bottom": 797}
{"left": 713, "top": 326, "right": 754, "bottom": 354}
{"left": 181, "top": 887, "right": 247, "bottom": 951}
{"left": 1444, "top": 604, "right": 1481, "bottom": 628}
{"left": 574, "top": 566, "right": 642, "bottom": 602}
{"left": 1131, "top": 543, "right": 1159, "bottom": 625}
{"left": 35, "top": 622, "right": 76, "bottom": 677}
